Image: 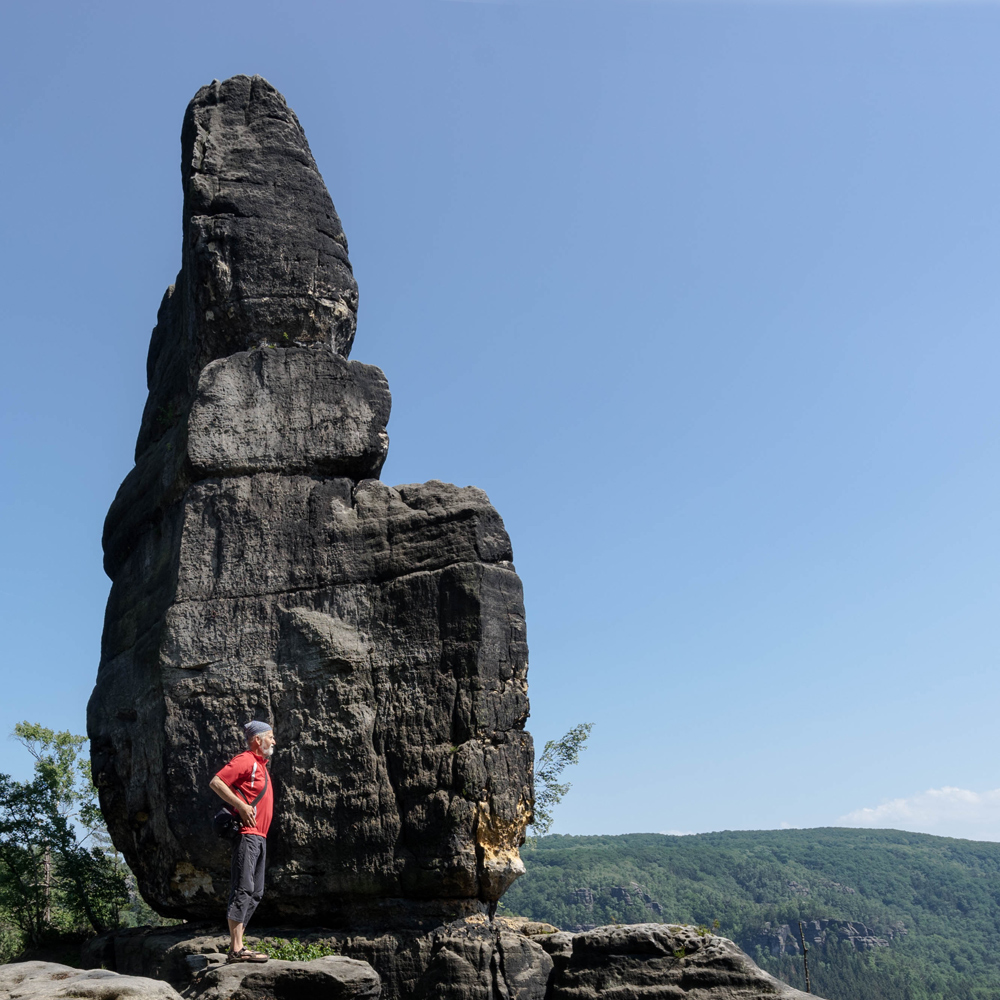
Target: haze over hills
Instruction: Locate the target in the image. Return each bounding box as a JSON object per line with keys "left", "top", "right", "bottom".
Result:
{"left": 502, "top": 828, "right": 1000, "bottom": 1000}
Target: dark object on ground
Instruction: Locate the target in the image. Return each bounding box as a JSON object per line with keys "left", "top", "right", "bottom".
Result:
{"left": 87, "top": 74, "right": 532, "bottom": 928}
{"left": 82, "top": 918, "right": 820, "bottom": 1000}
{"left": 10, "top": 931, "right": 94, "bottom": 971}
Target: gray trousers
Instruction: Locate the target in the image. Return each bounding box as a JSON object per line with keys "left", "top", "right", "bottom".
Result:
{"left": 227, "top": 834, "right": 266, "bottom": 927}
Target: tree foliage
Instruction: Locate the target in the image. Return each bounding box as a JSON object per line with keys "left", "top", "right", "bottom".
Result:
{"left": 503, "top": 829, "right": 1000, "bottom": 1000}
{"left": 0, "top": 722, "right": 129, "bottom": 948}
{"left": 530, "top": 723, "right": 593, "bottom": 837}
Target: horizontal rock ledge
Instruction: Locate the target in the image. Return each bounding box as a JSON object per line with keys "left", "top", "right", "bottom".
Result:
{"left": 81, "top": 919, "right": 824, "bottom": 1000}
{"left": 104, "top": 348, "right": 390, "bottom": 577}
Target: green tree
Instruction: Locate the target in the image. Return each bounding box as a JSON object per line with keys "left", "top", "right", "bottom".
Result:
{"left": 0, "top": 773, "right": 61, "bottom": 946}
{"left": 0, "top": 723, "right": 128, "bottom": 944}
{"left": 530, "top": 723, "right": 593, "bottom": 837}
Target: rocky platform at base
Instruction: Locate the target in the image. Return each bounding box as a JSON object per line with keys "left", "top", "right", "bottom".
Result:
{"left": 189, "top": 955, "right": 380, "bottom": 1000}
{"left": 80, "top": 919, "right": 821, "bottom": 1000}
{"left": 0, "top": 960, "right": 183, "bottom": 999}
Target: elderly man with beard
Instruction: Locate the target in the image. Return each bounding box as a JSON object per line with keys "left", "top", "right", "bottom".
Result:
{"left": 209, "top": 721, "right": 277, "bottom": 963}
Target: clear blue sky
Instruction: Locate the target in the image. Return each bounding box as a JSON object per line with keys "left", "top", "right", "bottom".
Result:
{"left": 1, "top": 0, "right": 998, "bottom": 842}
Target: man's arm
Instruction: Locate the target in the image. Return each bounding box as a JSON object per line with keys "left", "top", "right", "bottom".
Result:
{"left": 209, "top": 775, "right": 256, "bottom": 827}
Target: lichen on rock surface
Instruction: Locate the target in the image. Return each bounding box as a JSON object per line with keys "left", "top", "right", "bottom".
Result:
{"left": 88, "top": 74, "right": 533, "bottom": 927}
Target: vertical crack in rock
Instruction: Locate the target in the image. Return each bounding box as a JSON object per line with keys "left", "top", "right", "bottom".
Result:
{"left": 88, "top": 75, "right": 533, "bottom": 928}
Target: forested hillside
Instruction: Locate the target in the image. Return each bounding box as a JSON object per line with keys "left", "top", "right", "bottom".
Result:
{"left": 501, "top": 829, "right": 1000, "bottom": 1000}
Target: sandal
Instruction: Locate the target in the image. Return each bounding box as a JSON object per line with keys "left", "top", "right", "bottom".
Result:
{"left": 227, "top": 947, "right": 269, "bottom": 963}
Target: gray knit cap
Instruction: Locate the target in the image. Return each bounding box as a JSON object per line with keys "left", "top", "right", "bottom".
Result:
{"left": 244, "top": 720, "right": 272, "bottom": 742}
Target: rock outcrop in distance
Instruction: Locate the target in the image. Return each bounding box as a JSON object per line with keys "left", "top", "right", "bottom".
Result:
{"left": 754, "top": 917, "right": 900, "bottom": 957}
{"left": 88, "top": 74, "right": 532, "bottom": 928}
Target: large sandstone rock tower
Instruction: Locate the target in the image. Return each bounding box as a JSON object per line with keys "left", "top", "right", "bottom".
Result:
{"left": 88, "top": 75, "right": 532, "bottom": 927}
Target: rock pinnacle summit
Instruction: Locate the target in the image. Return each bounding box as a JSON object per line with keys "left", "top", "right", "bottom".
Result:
{"left": 88, "top": 75, "right": 533, "bottom": 927}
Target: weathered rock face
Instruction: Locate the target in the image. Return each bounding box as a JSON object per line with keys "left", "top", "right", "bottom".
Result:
{"left": 138, "top": 75, "right": 359, "bottom": 461}
{"left": 191, "top": 955, "right": 381, "bottom": 1000}
{"left": 81, "top": 920, "right": 823, "bottom": 1000}
{"left": 88, "top": 75, "right": 532, "bottom": 927}
{"left": 752, "top": 917, "right": 900, "bottom": 957}
{"left": 550, "top": 923, "right": 815, "bottom": 1000}
{"left": 0, "top": 961, "right": 183, "bottom": 1000}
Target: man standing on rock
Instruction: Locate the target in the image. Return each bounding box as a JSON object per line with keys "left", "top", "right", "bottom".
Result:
{"left": 209, "top": 721, "right": 276, "bottom": 963}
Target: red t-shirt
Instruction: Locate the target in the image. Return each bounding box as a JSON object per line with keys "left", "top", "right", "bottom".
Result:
{"left": 215, "top": 750, "right": 273, "bottom": 837}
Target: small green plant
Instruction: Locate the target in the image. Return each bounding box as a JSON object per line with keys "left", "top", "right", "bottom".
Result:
{"left": 254, "top": 937, "right": 338, "bottom": 962}
{"left": 155, "top": 403, "right": 179, "bottom": 430}
{"left": 0, "top": 922, "right": 23, "bottom": 964}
